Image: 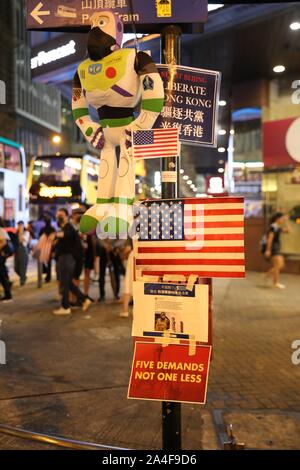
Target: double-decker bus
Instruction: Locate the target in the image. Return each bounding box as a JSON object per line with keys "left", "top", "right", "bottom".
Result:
{"left": 0, "top": 137, "right": 28, "bottom": 226}
{"left": 27, "top": 154, "right": 100, "bottom": 220}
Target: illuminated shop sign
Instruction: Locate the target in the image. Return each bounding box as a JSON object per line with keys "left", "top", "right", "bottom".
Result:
{"left": 39, "top": 186, "right": 73, "bottom": 198}
{"left": 31, "top": 40, "right": 76, "bottom": 70}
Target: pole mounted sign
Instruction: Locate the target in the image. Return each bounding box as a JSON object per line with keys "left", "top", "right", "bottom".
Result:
{"left": 156, "top": 64, "right": 221, "bottom": 147}
{"left": 128, "top": 342, "right": 212, "bottom": 404}
{"left": 26, "top": 0, "right": 208, "bottom": 31}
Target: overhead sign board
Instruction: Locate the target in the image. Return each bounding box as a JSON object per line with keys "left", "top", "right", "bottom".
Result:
{"left": 26, "top": 0, "right": 208, "bottom": 32}
{"left": 155, "top": 64, "right": 221, "bottom": 147}
{"left": 128, "top": 342, "right": 212, "bottom": 404}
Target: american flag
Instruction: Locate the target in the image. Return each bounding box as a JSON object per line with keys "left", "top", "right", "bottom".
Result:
{"left": 134, "top": 197, "right": 245, "bottom": 280}
{"left": 132, "top": 128, "right": 180, "bottom": 159}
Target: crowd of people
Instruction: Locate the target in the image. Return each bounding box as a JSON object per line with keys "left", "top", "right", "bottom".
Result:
{"left": 0, "top": 209, "right": 290, "bottom": 311}
{"left": 0, "top": 210, "right": 133, "bottom": 316}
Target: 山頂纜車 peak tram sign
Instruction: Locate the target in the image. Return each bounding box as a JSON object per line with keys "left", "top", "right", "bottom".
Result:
{"left": 26, "top": 0, "right": 208, "bottom": 32}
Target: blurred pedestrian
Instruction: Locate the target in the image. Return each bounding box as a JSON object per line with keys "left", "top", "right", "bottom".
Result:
{"left": 83, "top": 233, "right": 96, "bottom": 299}
{"left": 98, "top": 240, "right": 124, "bottom": 302}
{"left": 70, "top": 207, "right": 95, "bottom": 300}
{"left": 14, "top": 221, "right": 30, "bottom": 286}
{"left": 119, "top": 244, "right": 134, "bottom": 318}
{"left": 264, "top": 212, "right": 290, "bottom": 289}
{"left": 70, "top": 210, "right": 84, "bottom": 304}
{"left": 0, "top": 218, "right": 13, "bottom": 302}
{"left": 26, "top": 221, "right": 36, "bottom": 241}
{"left": 53, "top": 208, "right": 91, "bottom": 315}
{"left": 36, "top": 215, "right": 56, "bottom": 283}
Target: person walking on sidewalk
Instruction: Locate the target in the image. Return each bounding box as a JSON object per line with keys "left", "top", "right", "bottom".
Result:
{"left": 119, "top": 243, "right": 133, "bottom": 318}
{"left": 14, "top": 221, "right": 30, "bottom": 286}
{"left": 39, "top": 215, "right": 56, "bottom": 283}
{"left": 53, "top": 208, "right": 91, "bottom": 315}
{"left": 264, "top": 212, "right": 290, "bottom": 289}
{"left": 0, "top": 220, "right": 13, "bottom": 303}
{"left": 98, "top": 239, "right": 124, "bottom": 302}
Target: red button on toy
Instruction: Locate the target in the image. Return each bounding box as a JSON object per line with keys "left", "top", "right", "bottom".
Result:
{"left": 106, "top": 67, "right": 117, "bottom": 79}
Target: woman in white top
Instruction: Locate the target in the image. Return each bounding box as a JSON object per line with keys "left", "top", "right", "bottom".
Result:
{"left": 14, "top": 221, "right": 30, "bottom": 286}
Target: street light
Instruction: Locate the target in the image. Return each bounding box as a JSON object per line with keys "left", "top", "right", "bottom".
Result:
{"left": 52, "top": 135, "right": 62, "bottom": 145}
{"left": 273, "top": 65, "right": 285, "bottom": 73}
{"left": 290, "top": 22, "right": 300, "bottom": 31}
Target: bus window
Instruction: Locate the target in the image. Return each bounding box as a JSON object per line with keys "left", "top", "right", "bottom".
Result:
{"left": 32, "top": 157, "right": 82, "bottom": 184}
{"left": 4, "top": 145, "right": 22, "bottom": 172}
{"left": 87, "top": 160, "right": 98, "bottom": 183}
{"left": 0, "top": 137, "right": 28, "bottom": 225}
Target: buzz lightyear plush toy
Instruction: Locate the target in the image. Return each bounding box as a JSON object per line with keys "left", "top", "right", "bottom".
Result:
{"left": 72, "top": 11, "right": 164, "bottom": 235}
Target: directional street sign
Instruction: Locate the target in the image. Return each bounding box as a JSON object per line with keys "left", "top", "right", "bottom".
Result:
{"left": 30, "top": 2, "right": 50, "bottom": 25}
{"left": 26, "top": 0, "right": 208, "bottom": 32}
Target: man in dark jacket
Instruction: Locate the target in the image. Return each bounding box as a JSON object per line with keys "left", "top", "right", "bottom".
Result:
{"left": 53, "top": 208, "right": 91, "bottom": 315}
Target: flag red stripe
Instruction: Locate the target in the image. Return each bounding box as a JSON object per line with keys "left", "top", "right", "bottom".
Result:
{"left": 134, "top": 154, "right": 177, "bottom": 158}
{"left": 182, "top": 235, "right": 244, "bottom": 241}
{"left": 184, "top": 209, "right": 244, "bottom": 216}
{"left": 136, "top": 259, "right": 245, "bottom": 266}
{"left": 134, "top": 150, "right": 178, "bottom": 155}
{"left": 140, "top": 197, "right": 243, "bottom": 204}
{"left": 135, "top": 142, "right": 179, "bottom": 148}
{"left": 134, "top": 154, "right": 178, "bottom": 158}
{"left": 202, "top": 234, "right": 244, "bottom": 240}
{"left": 184, "top": 198, "right": 243, "bottom": 204}
{"left": 154, "top": 135, "right": 178, "bottom": 141}
{"left": 154, "top": 131, "right": 178, "bottom": 135}
{"left": 141, "top": 270, "right": 245, "bottom": 278}
{"left": 184, "top": 221, "right": 244, "bottom": 228}
{"left": 138, "top": 246, "right": 244, "bottom": 253}
{"left": 134, "top": 148, "right": 179, "bottom": 154}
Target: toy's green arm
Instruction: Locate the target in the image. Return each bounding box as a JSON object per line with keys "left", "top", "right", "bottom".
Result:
{"left": 128, "top": 51, "right": 164, "bottom": 130}
{"left": 72, "top": 71, "right": 104, "bottom": 150}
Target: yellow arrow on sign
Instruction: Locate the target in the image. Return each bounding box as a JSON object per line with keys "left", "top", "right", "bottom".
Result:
{"left": 31, "top": 2, "right": 51, "bottom": 25}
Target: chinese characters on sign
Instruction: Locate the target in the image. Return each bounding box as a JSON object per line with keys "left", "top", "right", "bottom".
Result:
{"left": 156, "top": 65, "right": 221, "bottom": 147}
{"left": 27, "top": 0, "right": 208, "bottom": 30}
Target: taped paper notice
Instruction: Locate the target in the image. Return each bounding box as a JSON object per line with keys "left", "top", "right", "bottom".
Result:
{"left": 161, "top": 171, "right": 177, "bottom": 183}
{"left": 187, "top": 275, "right": 198, "bottom": 291}
{"left": 188, "top": 339, "right": 197, "bottom": 357}
{"left": 142, "top": 276, "right": 160, "bottom": 282}
{"left": 163, "top": 274, "right": 186, "bottom": 283}
{"left": 132, "top": 281, "right": 209, "bottom": 342}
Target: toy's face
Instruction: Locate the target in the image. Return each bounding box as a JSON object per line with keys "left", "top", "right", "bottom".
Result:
{"left": 88, "top": 11, "right": 123, "bottom": 61}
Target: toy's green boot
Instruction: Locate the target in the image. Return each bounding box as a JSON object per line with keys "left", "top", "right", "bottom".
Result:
{"left": 80, "top": 201, "right": 134, "bottom": 237}
{"left": 80, "top": 204, "right": 109, "bottom": 233}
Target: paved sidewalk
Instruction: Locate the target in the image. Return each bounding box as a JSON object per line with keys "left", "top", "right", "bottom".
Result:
{"left": 0, "top": 272, "right": 299, "bottom": 449}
